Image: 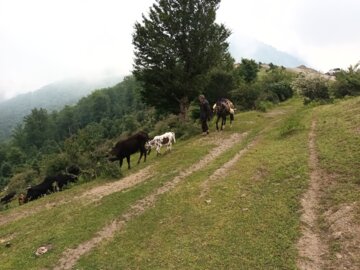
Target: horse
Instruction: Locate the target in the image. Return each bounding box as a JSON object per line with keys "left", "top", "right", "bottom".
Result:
{"left": 213, "top": 98, "right": 235, "bottom": 131}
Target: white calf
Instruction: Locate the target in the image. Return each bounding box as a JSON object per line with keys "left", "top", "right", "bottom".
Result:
{"left": 146, "top": 132, "right": 176, "bottom": 155}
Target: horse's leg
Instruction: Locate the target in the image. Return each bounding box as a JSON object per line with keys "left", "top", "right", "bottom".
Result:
{"left": 230, "top": 113, "right": 234, "bottom": 127}
{"left": 216, "top": 115, "right": 220, "bottom": 131}
{"left": 222, "top": 115, "right": 226, "bottom": 130}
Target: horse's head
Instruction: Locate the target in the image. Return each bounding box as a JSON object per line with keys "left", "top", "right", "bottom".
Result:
{"left": 213, "top": 100, "right": 227, "bottom": 115}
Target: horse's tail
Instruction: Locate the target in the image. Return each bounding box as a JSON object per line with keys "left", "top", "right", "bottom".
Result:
{"left": 230, "top": 113, "right": 234, "bottom": 121}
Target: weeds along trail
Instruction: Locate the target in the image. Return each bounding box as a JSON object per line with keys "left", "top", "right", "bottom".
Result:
{"left": 53, "top": 132, "right": 249, "bottom": 270}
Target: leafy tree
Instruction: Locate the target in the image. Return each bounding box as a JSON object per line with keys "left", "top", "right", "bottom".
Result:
{"left": 53, "top": 105, "right": 77, "bottom": 140}
{"left": 133, "top": 0, "right": 231, "bottom": 119}
{"left": 0, "top": 162, "right": 12, "bottom": 178}
{"left": 6, "top": 146, "right": 26, "bottom": 166}
{"left": 234, "top": 58, "right": 259, "bottom": 83}
{"left": 260, "top": 66, "right": 294, "bottom": 102}
{"left": 204, "top": 70, "right": 236, "bottom": 103}
{"left": 23, "top": 108, "right": 54, "bottom": 149}
{"left": 332, "top": 63, "right": 360, "bottom": 98}
{"left": 12, "top": 124, "right": 27, "bottom": 150}
{"left": 0, "top": 144, "right": 6, "bottom": 166}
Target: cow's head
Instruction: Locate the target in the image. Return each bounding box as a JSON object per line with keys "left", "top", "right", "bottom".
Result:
{"left": 107, "top": 147, "right": 118, "bottom": 161}
{"left": 145, "top": 141, "right": 152, "bottom": 155}
{"left": 68, "top": 174, "right": 78, "bottom": 182}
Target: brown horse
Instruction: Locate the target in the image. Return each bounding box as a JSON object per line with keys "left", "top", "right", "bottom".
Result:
{"left": 213, "top": 98, "right": 235, "bottom": 131}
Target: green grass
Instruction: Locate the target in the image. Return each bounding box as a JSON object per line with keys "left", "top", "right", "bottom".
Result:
{"left": 0, "top": 137, "right": 213, "bottom": 269}
{"left": 75, "top": 99, "right": 310, "bottom": 269}
{"left": 1, "top": 97, "right": 359, "bottom": 269}
{"left": 312, "top": 97, "right": 360, "bottom": 264}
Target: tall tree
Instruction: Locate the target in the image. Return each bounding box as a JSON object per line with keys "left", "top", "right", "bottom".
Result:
{"left": 234, "top": 58, "right": 259, "bottom": 84}
{"left": 133, "top": 0, "right": 231, "bottom": 119}
{"left": 23, "top": 108, "right": 54, "bottom": 149}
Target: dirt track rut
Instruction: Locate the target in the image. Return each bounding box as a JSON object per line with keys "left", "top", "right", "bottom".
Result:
{"left": 297, "top": 120, "right": 328, "bottom": 270}
{"left": 53, "top": 132, "right": 248, "bottom": 270}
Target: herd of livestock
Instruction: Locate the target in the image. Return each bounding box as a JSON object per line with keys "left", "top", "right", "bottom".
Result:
{"left": 0, "top": 98, "right": 235, "bottom": 208}
{"left": 0, "top": 131, "right": 177, "bottom": 207}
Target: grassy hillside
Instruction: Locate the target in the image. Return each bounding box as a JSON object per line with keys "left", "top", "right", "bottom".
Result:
{"left": 0, "top": 97, "right": 359, "bottom": 269}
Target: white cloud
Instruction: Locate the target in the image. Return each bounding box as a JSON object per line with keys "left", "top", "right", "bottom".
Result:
{"left": 1, "top": 0, "right": 359, "bottom": 99}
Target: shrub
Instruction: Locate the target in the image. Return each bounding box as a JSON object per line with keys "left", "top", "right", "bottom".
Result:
{"left": 292, "top": 73, "right": 330, "bottom": 103}
{"left": 151, "top": 114, "right": 198, "bottom": 139}
{"left": 255, "top": 100, "right": 274, "bottom": 112}
{"left": 268, "top": 81, "right": 293, "bottom": 101}
{"left": 331, "top": 64, "right": 360, "bottom": 98}
{"left": 43, "top": 153, "right": 71, "bottom": 176}
{"left": 231, "top": 82, "right": 261, "bottom": 110}
{"left": 7, "top": 169, "right": 38, "bottom": 192}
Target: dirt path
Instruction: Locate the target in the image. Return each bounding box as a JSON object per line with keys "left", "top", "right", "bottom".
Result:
{"left": 296, "top": 120, "right": 328, "bottom": 270}
{"left": 200, "top": 132, "right": 258, "bottom": 198}
{"left": 53, "top": 132, "right": 247, "bottom": 270}
{"left": 0, "top": 167, "right": 153, "bottom": 227}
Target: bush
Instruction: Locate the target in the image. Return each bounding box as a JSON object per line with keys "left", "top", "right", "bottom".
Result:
{"left": 7, "top": 169, "right": 38, "bottom": 192}
{"left": 43, "top": 153, "right": 71, "bottom": 176}
{"left": 151, "top": 114, "right": 199, "bottom": 140}
{"left": 231, "top": 82, "right": 261, "bottom": 110}
{"left": 331, "top": 64, "right": 360, "bottom": 98}
{"left": 255, "top": 100, "right": 274, "bottom": 112}
{"left": 292, "top": 74, "right": 330, "bottom": 103}
{"left": 268, "top": 81, "right": 293, "bottom": 101}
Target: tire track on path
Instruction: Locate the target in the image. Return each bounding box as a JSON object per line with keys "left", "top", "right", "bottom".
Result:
{"left": 297, "top": 120, "right": 328, "bottom": 270}
{"left": 53, "top": 132, "right": 247, "bottom": 270}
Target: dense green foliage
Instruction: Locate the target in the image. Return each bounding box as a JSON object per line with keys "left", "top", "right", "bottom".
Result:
{"left": 331, "top": 63, "right": 360, "bottom": 98}
{"left": 0, "top": 76, "right": 154, "bottom": 190}
{"left": 292, "top": 73, "right": 330, "bottom": 104}
{"left": 133, "top": 0, "right": 232, "bottom": 118}
{"left": 0, "top": 77, "right": 121, "bottom": 143}
{"left": 230, "top": 63, "right": 294, "bottom": 110}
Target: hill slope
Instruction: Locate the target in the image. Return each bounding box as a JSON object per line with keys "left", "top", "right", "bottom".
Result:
{"left": 0, "top": 76, "right": 123, "bottom": 142}
{"left": 229, "top": 36, "right": 305, "bottom": 67}
{"left": 0, "top": 97, "right": 359, "bottom": 269}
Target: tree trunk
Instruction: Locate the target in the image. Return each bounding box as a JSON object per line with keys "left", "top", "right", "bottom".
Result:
{"left": 179, "top": 96, "right": 189, "bottom": 121}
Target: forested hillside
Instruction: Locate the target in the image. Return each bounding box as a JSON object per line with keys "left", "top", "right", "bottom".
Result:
{"left": 0, "top": 76, "right": 122, "bottom": 142}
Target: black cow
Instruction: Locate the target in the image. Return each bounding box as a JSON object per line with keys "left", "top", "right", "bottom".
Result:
{"left": 0, "top": 191, "right": 16, "bottom": 204}
{"left": 53, "top": 173, "right": 78, "bottom": 190}
{"left": 108, "top": 131, "right": 149, "bottom": 169}
{"left": 25, "top": 181, "right": 55, "bottom": 202}
{"left": 66, "top": 164, "right": 81, "bottom": 176}
{"left": 24, "top": 172, "right": 78, "bottom": 202}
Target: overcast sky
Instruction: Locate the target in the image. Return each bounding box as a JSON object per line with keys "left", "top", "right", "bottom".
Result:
{"left": 1, "top": 0, "right": 359, "bottom": 101}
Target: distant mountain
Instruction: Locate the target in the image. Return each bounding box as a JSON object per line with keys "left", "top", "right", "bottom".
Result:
{"left": 229, "top": 36, "right": 305, "bottom": 67}
{"left": 0, "top": 75, "right": 123, "bottom": 142}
